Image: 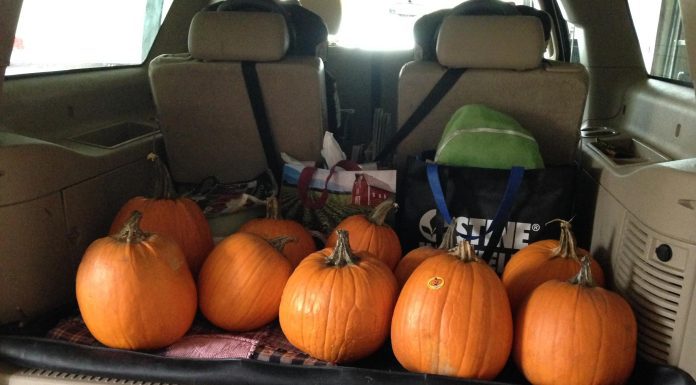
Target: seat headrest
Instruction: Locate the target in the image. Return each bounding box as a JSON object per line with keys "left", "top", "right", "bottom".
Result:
{"left": 206, "top": 0, "right": 328, "bottom": 57}
{"left": 300, "top": 0, "right": 342, "bottom": 35}
{"left": 436, "top": 15, "right": 545, "bottom": 70}
{"left": 188, "top": 11, "right": 289, "bottom": 62}
{"left": 414, "top": 0, "right": 552, "bottom": 63}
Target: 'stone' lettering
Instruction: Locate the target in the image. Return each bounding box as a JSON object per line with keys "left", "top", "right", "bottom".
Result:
{"left": 453, "top": 217, "right": 533, "bottom": 249}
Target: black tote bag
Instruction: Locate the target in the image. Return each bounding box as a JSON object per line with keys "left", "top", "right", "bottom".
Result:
{"left": 397, "top": 156, "right": 578, "bottom": 274}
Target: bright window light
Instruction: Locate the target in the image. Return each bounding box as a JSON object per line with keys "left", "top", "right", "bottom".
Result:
{"left": 332, "top": 0, "right": 539, "bottom": 51}
{"left": 8, "top": 0, "right": 173, "bottom": 76}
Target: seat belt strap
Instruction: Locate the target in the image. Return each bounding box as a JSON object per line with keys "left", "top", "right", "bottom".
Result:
{"left": 241, "top": 61, "right": 283, "bottom": 182}
{"left": 375, "top": 67, "right": 466, "bottom": 162}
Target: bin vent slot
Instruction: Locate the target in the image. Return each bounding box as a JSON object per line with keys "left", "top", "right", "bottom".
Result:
{"left": 21, "top": 367, "right": 173, "bottom": 385}
{"left": 617, "top": 218, "right": 685, "bottom": 365}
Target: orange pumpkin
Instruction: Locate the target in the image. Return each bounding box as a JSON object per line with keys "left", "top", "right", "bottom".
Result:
{"left": 514, "top": 257, "right": 637, "bottom": 385}
{"left": 279, "top": 230, "right": 398, "bottom": 363}
{"left": 76, "top": 211, "right": 197, "bottom": 350}
{"left": 326, "top": 199, "right": 401, "bottom": 270}
{"left": 502, "top": 219, "right": 605, "bottom": 314}
{"left": 110, "top": 153, "right": 213, "bottom": 276}
{"left": 198, "top": 232, "right": 292, "bottom": 331}
{"left": 394, "top": 221, "right": 457, "bottom": 287}
{"left": 391, "top": 240, "right": 512, "bottom": 380}
{"left": 239, "top": 197, "right": 315, "bottom": 268}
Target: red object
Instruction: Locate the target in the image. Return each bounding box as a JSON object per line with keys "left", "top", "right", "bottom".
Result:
{"left": 352, "top": 173, "right": 390, "bottom": 207}
{"left": 352, "top": 174, "right": 368, "bottom": 205}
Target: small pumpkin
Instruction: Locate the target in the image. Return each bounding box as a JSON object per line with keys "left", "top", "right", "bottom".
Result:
{"left": 76, "top": 211, "right": 197, "bottom": 350}
{"left": 326, "top": 199, "right": 401, "bottom": 270}
{"left": 394, "top": 220, "right": 457, "bottom": 287}
{"left": 279, "top": 230, "right": 398, "bottom": 363}
{"left": 110, "top": 153, "right": 213, "bottom": 276}
{"left": 514, "top": 257, "right": 637, "bottom": 385}
{"left": 239, "top": 197, "right": 315, "bottom": 267}
{"left": 391, "top": 241, "right": 512, "bottom": 380}
{"left": 502, "top": 219, "right": 605, "bottom": 313}
{"left": 198, "top": 232, "right": 292, "bottom": 331}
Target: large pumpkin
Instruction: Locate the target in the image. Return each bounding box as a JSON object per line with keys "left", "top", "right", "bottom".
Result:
{"left": 110, "top": 153, "right": 213, "bottom": 276}
{"left": 514, "top": 257, "right": 637, "bottom": 385}
{"left": 239, "top": 197, "right": 315, "bottom": 268}
{"left": 279, "top": 230, "right": 398, "bottom": 363}
{"left": 394, "top": 221, "right": 457, "bottom": 287}
{"left": 326, "top": 199, "right": 401, "bottom": 270}
{"left": 391, "top": 241, "right": 512, "bottom": 380}
{"left": 198, "top": 232, "right": 292, "bottom": 331}
{"left": 502, "top": 219, "right": 604, "bottom": 313}
{"left": 76, "top": 211, "right": 197, "bottom": 350}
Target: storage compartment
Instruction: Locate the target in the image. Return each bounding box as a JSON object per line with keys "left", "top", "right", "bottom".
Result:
{"left": 581, "top": 125, "right": 618, "bottom": 138}
{"left": 589, "top": 137, "right": 670, "bottom": 166}
{"left": 71, "top": 122, "right": 157, "bottom": 149}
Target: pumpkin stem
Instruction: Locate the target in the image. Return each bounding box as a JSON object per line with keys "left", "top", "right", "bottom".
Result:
{"left": 438, "top": 220, "right": 458, "bottom": 250}
{"left": 449, "top": 240, "right": 479, "bottom": 263}
{"left": 266, "top": 197, "right": 280, "bottom": 220}
{"left": 570, "top": 256, "right": 595, "bottom": 287}
{"left": 326, "top": 230, "right": 359, "bottom": 267}
{"left": 368, "top": 200, "right": 397, "bottom": 226}
{"left": 268, "top": 236, "right": 296, "bottom": 252}
{"left": 548, "top": 219, "right": 579, "bottom": 260}
{"left": 148, "top": 152, "right": 177, "bottom": 200}
{"left": 114, "top": 211, "right": 149, "bottom": 244}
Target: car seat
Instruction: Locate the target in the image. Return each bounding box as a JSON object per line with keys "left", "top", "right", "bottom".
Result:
{"left": 149, "top": 0, "right": 328, "bottom": 183}
{"left": 394, "top": 0, "right": 588, "bottom": 167}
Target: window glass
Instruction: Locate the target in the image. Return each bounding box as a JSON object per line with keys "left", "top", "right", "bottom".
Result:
{"left": 333, "top": 0, "right": 541, "bottom": 51}
{"left": 566, "top": 22, "right": 584, "bottom": 64}
{"left": 628, "top": 0, "right": 691, "bottom": 84}
{"left": 556, "top": 0, "right": 582, "bottom": 63}
{"left": 7, "top": 0, "right": 174, "bottom": 76}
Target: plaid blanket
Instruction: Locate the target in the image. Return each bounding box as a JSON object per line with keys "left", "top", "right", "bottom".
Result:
{"left": 47, "top": 316, "right": 331, "bottom": 367}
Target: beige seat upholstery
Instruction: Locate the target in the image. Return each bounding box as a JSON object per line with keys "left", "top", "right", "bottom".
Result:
{"left": 149, "top": 11, "right": 327, "bottom": 183}
{"left": 396, "top": 14, "right": 589, "bottom": 166}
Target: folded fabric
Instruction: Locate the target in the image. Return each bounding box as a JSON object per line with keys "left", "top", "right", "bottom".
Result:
{"left": 163, "top": 334, "right": 257, "bottom": 359}
{"left": 46, "top": 316, "right": 332, "bottom": 366}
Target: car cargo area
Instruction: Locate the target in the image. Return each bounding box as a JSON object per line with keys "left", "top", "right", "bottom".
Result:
{"left": 2, "top": 0, "right": 696, "bottom": 384}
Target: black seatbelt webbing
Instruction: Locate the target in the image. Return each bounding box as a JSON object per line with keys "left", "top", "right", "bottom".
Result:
{"left": 375, "top": 67, "right": 466, "bottom": 163}
{"left": 241, "top": 61, "right": 283, "bottom": 181}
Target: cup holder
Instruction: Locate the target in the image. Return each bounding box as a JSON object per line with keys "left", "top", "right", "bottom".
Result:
{"left": 581, "top": 126, "right": 618, "bottom": 138}
{"left": 590, "top": 137, "right": 669, "bottom": 166}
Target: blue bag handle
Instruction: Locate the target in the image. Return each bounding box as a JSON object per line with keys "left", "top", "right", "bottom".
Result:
{"left": 426, "top": 163, "right": 525, "bottom": 258}
{"left": 426, "top": 163, "right": 454, "bottom": 225}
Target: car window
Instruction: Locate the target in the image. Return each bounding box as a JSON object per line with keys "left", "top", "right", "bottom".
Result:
{"left": 330, "top": 0, "right": 543, "bottom": 51}
{"left": 7, "top": 0, "right": 174, "bottom": 77}
{"left": 628, "top": 0, "right": 691, "bottom": 85}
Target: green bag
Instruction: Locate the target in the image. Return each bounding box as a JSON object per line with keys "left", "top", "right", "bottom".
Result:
{"left": 434, "top": 104, "right": 544, "bottom": 169}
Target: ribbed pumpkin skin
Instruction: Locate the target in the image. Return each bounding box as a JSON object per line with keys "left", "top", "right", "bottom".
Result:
{"left": 391, "top": 253, "right": 513, "bottom": 379}
{"left": 326, "top": 216, "right": 402, "bottom": 270}
{"left": 394, "top": 246, "right": 447, "bottom": 287}
{"left": 279, "top": 248, "right": 398, "bottom": 363}
{"left": 76, "top": 232, "right": 197, "bottom": 350}
{"left": 110, "top": 197, "right": 213, "bottom": 275}
{"left": 514, "top": 279, "right": 637, "bottom": 385}
{"left": 198, "top": 232, "right": 292, "bottom": 331}
{"left": 502, "top": 239, "right": 605, "bottom": 313}
{"left": 240, "top": 218, "right": 315, "bottom": 268}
